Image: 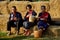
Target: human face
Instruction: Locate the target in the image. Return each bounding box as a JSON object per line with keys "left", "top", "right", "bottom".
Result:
{"left": 41, "top": 7, "right": 46, "bottom": 12}
{"left": 26, "top": 7, "right": 31, "bottom": 12}
{"left": 12, "top": 8, "right": 16, "bottom": 13}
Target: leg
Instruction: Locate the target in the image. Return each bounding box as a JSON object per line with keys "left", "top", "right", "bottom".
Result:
{"left": 16, "top": 21, "right": 23, "bottom": 35}
{"left": 37, "top": 21, "right": 43, "bottom": 29}
{"left": 23, "top": 21, "right": 29, "bottom": 29}
{"left": 23, "top": 21, "right": 31, "bottom": 36}
{"left": 43, "top": 23, "right": 49, "bottom": 30}
{"left": 7, "top": 21, "right": 14, "bottom": 31}
{"left": 7, "top": 21, "right": 14, "bottom": 35}
{"left": 37, "top": 21, "right": 45, "bottom": 37}
{"left": 7, "top": 21, "right": 11, "bottom": 32}
{"left": 42, "top": 23, "right": 49, "bottom": 34}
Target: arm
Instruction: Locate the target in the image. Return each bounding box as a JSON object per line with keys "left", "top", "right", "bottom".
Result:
{"left": 47, "top": 13, "right": 52, "bottom": 25}
{"left": 9, "top": 13, "right": 11, "bottom": 21}
{"left": 17, "top": 13, "right": 23, "bottom": 21}
{"left": 32, "top": 10, "right": 37, "bottom": 16}
{"left": 37, "top": 13, "right": 41, "bottom": 21}
{"left": 24, "top": 12, "right": 29, "bottom": 21}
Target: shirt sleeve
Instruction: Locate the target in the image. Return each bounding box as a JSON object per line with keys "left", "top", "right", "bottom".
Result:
{"left": 9, "top": 13, "right": 11, "bottom": 21}
{"left": 33, "top": 10, "right": 37, "bottom": 16}
{"left": 17, "top": 12, "right": 23, "bottom": 21}
{"left": 38, "top": 13, "right": 42, "bottom": 17}
{"left": 24, "top": 12, "right": 29, "bottom": 21}
{"left": 47, "top": 13, "right": 52, "bottom": 24}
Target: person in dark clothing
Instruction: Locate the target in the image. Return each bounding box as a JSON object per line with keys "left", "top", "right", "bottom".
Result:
{"left": 37, "top": 5, "right": 51, "bottom": 37}
{"left": 7, "top": 6, "right": 23, "bottom": 35}
{"left": 23, "top": 4, "right": 37, "bottom": 36}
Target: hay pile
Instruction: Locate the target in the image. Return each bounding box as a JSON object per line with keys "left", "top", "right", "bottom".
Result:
{"left": 8, "top": 1, "right": 29, "bottom": 18}
{"left": 30, "top": 1, "right": 49, "bottom": 16}
{"left": 0, "top": 1, "right": 8, "bottom": 14}
{"left": 0, "top": 1, "right": 9, "bottom": 32}
{"left": 8, "top": 1, "right": 49, "bottom": 17}
{"left": 0, "top": 0, "right": 60, "bottom": 33}
{"left": 50, "top": 0, "right": 60, "bottom": 19}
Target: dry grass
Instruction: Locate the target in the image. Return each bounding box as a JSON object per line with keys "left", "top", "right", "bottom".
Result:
{"left": 0, "top": 1, "right": 60, "bottom": 39}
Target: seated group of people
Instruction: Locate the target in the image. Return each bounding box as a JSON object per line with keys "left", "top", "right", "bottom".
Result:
{"left": 7, "top": 4, "right": 51, "bottom": 36}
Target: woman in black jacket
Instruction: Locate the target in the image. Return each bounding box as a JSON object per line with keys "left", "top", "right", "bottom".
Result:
{"left": 23, "top": 4, "right": 37, "bottom": 36}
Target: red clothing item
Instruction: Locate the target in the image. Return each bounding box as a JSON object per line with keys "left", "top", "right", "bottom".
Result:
{"left": 26, "top": 10, "right": 33, "bottom": 18}
{"left": 40, "top": 12, "right": 48, "bottom": 18}
{"left": 39, "top": 12, "right": 49, "bottom": 21}
{"left": 29, "top": 10, "right": 33, "bottom": 14}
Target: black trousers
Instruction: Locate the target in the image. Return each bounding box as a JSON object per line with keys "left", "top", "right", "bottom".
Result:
{"left": 7, "top": 20, "right": 23, "bottom": 32}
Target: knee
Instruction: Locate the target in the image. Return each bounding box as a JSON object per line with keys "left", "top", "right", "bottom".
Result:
{"left": 23, "top": 22, "right": 27, "bottom": 26}
{"left": 23, "top": 22, "right": 29, "bottom": 28}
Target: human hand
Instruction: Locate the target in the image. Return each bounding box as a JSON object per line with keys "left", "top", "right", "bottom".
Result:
{"left": 26, "top": 15, "right": 30, "bottom": 18}
{"left": 11, "top": 18, "right": 13, "bottom": 20}
{"left": 14, "top": 17, "right": 17, "bottom": 21}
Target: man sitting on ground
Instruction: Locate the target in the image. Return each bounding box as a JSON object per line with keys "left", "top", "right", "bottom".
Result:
{"left": 7, "top": 6, "right": 23, "bottom": 35}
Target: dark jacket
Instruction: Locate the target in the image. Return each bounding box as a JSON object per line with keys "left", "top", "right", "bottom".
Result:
{"left": 38, "top": 12, "right": 52, "bottom": 24}
{"left": 9, "top": 12, "right": 23, "bottom": 22}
